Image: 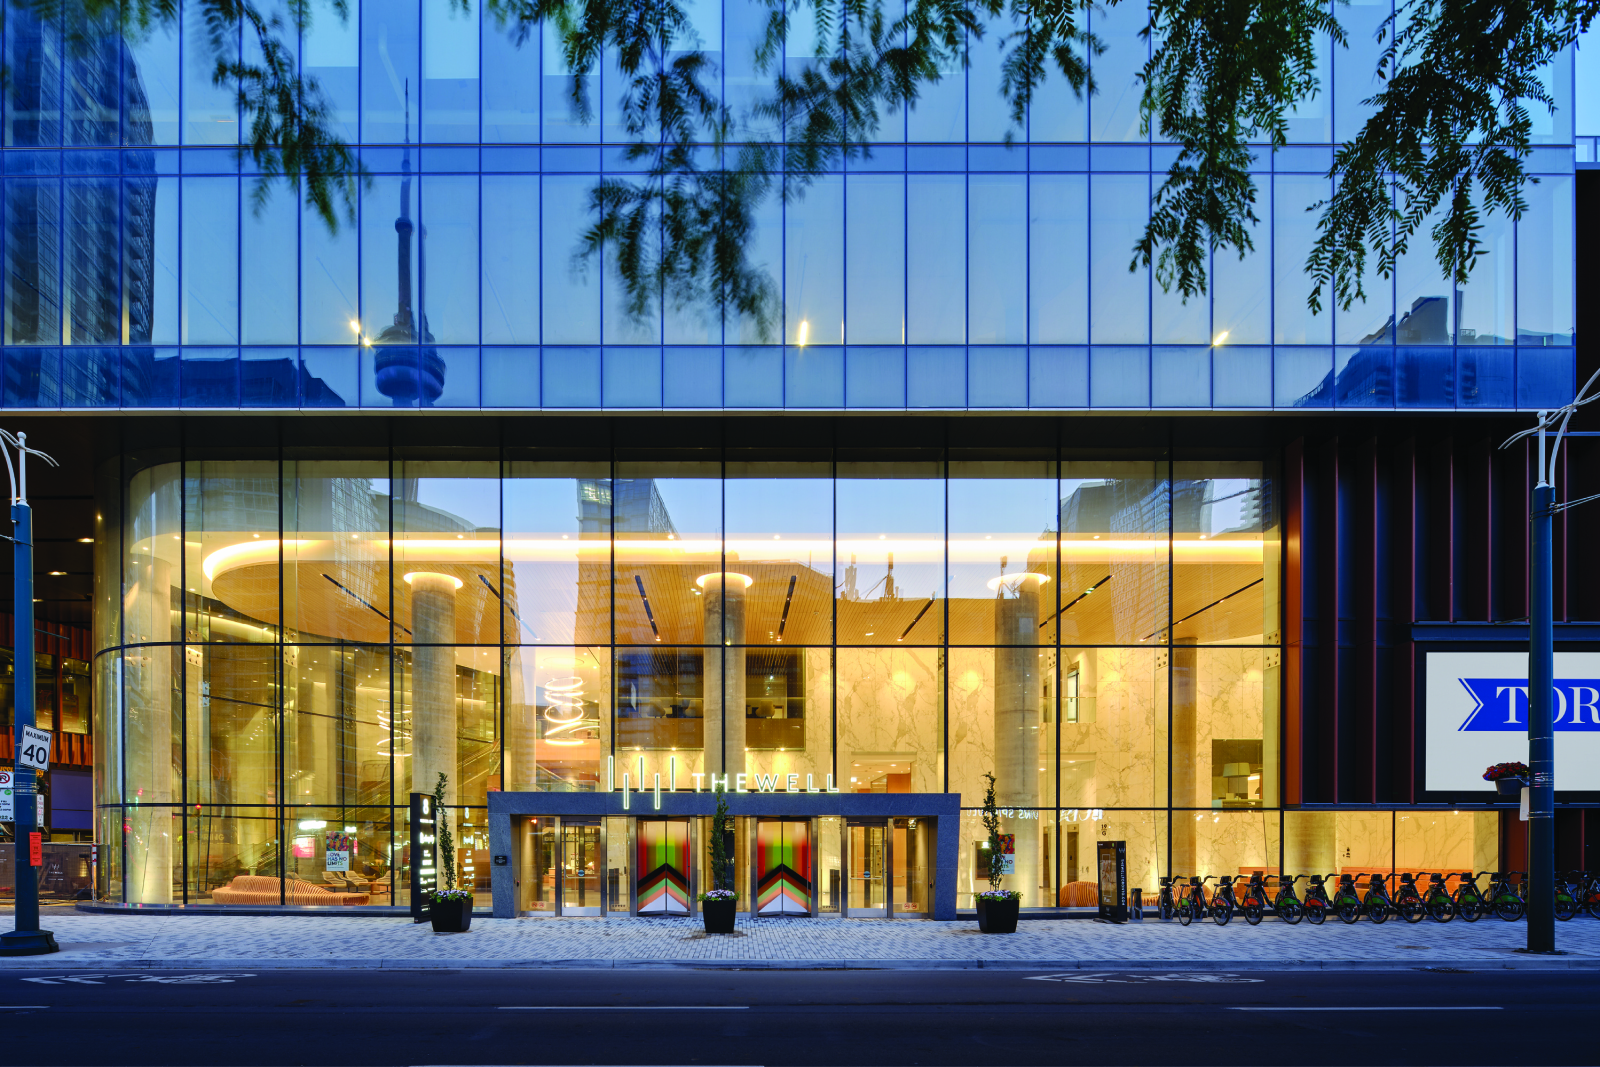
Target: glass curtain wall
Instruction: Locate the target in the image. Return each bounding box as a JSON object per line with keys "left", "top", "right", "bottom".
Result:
{"left": 94, "top": 443, "right": 1282, "bottom": 909}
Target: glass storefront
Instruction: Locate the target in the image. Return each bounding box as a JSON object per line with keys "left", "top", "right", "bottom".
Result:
{"left": 93, "top": 445, "right": 1291, "bottom": 908}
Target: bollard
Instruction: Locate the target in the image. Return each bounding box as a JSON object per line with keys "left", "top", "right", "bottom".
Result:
{"left": 1130, "top": 887, "right": 1144, "bottom": 921}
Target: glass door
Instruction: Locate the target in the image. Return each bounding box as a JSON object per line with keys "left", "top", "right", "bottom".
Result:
{"left": 636, "top": 818, "right": 691, "bottom": 915}
{"left": 756, "top": 820, "right": 812, "bottom": 916}
{"left": 562, "top": 819, "right": 603, "bottom": 915}
{"left": 846, "top": 821, "right": 888, "bottom": 917}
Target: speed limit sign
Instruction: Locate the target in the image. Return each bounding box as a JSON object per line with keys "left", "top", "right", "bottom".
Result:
{"left": 18, "top": 725, "right": 51, "bottom": 770}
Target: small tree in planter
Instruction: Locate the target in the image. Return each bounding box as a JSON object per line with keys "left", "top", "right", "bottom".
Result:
{"left": 699, "top": 784, "right": 737, "bottom": 933}
{"left": 976, "top": 772, "right": 1020, "bottom": 933}
{"left": 429, "top": 772, "right": 473, "bottom": 933}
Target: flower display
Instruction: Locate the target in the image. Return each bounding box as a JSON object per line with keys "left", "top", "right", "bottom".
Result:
{"left": 699, "top": 889, "right": 738, "bottom": 902}
{"left": 976, "top": 889, "right": 1021, "bottom": 902}
{"left": 1482, "top": 761, "right": 1531, "bottom": 782}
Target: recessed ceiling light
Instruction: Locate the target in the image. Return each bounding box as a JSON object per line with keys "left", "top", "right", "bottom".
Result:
{"left": 48, "top": 571, "right": 66, "bottom": 576}
{"left": 77, "top": 537, "right": 93, "bottom": 543}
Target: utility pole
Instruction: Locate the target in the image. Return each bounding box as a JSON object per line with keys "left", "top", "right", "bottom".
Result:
{"left": 0, "top": 430, "right": 60, "bottom": 956}
{"left": 1502, "top": 369, "right": 1600, "bottom": 955}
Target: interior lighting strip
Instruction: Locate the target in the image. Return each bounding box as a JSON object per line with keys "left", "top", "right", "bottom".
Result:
{"left": 1138, "top": 576, "right": 1264, "bottom": 642}
{"left": 635, "top": 575, "right": 661, "bottom": 641}
{"left": 897, "top": 595, "right": 936, "bottom": 642}
{"left": 322, "top": 573, "right": 411, "bottom": 635}
{"left": 1042, "top": 574, "right": 1112, "bottom": 629}
{"left": 776, "top": 575, "right": 797, "bottom": 641}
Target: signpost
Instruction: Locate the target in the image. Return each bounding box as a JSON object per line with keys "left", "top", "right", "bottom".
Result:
{"left": 408, "top": 792, "right": 438, "bottom": 922}
{"left": 1096, "top": 840, "right": 1128, "bottom": 923}
{"left": 0, "top": 430, "right": 59, "bottom": 957}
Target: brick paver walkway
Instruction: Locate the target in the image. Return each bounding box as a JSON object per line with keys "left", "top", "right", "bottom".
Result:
{"left": 1, "top": 911, "right": 1598, "bottom": 970}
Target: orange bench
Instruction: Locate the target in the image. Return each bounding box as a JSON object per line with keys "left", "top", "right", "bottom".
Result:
{"left": 210, "top": 874, "right": 370, "bottom": 906}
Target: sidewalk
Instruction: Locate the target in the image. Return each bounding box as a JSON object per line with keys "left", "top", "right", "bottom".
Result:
{"left": 1, "top": 910, "right": 1598, "bottom": 971}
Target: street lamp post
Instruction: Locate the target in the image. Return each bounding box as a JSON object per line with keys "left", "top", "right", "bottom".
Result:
{"left": 1502, "top": 370, "right": 1600, "bottom": 955}
{"left": 0, "top": 430, "right": 60, "bottom": 957}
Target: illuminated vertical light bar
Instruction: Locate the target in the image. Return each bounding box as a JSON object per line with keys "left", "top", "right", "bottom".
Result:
{"left": 670, "top": 756, "right": 677, "bottom": 791}
{"left": 622, "top": 774, "right": 631, "bottom": 810}
{"left": 654, "top": 773, "right": 662, "bottom": 810}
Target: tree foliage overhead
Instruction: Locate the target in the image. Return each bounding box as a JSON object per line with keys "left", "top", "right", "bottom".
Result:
{"left": 12, "top": 0, "right": 1594, "bottom": 328}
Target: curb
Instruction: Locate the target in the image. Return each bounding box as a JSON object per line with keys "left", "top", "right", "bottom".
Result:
{"left": 1, "top": 955, "right": 1595, "bottom": 972}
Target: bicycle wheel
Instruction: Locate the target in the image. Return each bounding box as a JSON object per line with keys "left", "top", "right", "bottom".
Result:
{"left": 1305, "top": 901, "right": 1327, "bottom": 925}
{"left": 1279, "top": 898, "right": 1304, "bottom": 925}
{"left": 1212, "top": 902, "right": 1232, "bottom": 926}
{"left": 1338, "top": 900, "right": 1362, "bottom": 924}
{"left": 1456, "top": 893, "right": 1482, "bottom": 923}
{"left": 1555, "top": 896, "right": 1577, "bottom": 922}
{"left": 1494, "top": 896, "right": 1525, "bottom": 922}
{"left": 1367, "top": 900, "right": 1390, "bottom": 924}
{"left": 1398, "top": 899, "right": 1425, "bottom": 924}
{"left": 1426, "top": 895, "right": 1455, "bottom": 923}
{"left": 1244, "top": 903, "right": 1263, "bottom": 926}
{"left": 1585, "top": 896, "right": 1600, "bottom": 920}
{"left": 1177, "top": 902, "right": 1193, "bottom": 927}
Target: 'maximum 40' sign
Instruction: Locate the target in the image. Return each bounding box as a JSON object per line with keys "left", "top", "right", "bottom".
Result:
{"left": 1426, "top": 652, "right": 1600, "bottom": 792}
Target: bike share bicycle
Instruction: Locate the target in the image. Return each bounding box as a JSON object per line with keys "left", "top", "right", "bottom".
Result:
{"left": 1271, "top": 874, "right": 1307, "bottom": 924}
{"left": 1302, "top": 873, "right": 1335, "bottom": 925}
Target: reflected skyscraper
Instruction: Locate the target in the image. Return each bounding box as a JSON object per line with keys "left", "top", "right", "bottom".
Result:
{"left": 375, "top": 85, "right": 445, "bottom": 406}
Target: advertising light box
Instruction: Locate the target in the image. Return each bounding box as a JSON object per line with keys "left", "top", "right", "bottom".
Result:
{"left": 1425, "top": 652, "right": 1600, "bottom": 792}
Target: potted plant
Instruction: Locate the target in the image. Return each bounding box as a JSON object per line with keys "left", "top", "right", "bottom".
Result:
{"left": 700, "top": 785, "right": 738, "bottom": 933}
{"left": 976, "top": 772, "right": 1021, "bottom": 934}
{"left": 1484, "top": 761, "right": 1531, "bottom": 797}
{"left": 428, "top": 772, "right": 473, "bottom": 933}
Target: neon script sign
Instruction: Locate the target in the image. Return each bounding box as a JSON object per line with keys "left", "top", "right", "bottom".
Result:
{"left": 1457, "top": 680, "right": 1600, "bottom": 731}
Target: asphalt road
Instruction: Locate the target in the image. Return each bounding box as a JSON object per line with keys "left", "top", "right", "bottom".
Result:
{"left": 0, "top": 966, "right": 1591, "bottom": 1065}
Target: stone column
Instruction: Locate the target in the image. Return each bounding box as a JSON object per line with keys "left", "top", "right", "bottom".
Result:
{"left": 1170, "top": 638, "right": 1199, "bottom": 876}
{"left": 408, "top": 573, "right": 461, "bottom": 806}
{"left": 700, "top": 573, "right": 750, "bottom": 777}
{"left": 993, "top": 573, "right": 1045, "bottom": 905}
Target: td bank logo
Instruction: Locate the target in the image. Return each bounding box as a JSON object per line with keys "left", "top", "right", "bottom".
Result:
{"left": 1458, "top": 679, "right": 1600, "bottom": 731}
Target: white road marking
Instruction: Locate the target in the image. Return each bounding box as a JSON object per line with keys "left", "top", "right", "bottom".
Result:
{"left": 1230, "top": 1006, "right": 1502, "bottom": 1011}
{"left": 498, "top": 1005, "right": 750, "bottom": 1010}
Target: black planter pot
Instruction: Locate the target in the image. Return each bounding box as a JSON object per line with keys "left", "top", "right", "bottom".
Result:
{"left": 701, "top": 898, "right": 737, "bottom": 934}
{"left": 1495, "top": 777, "right": 1529, "bottom": 797}
{"left": 430, "top": 896, "right": 473, "bottom": 933}
{"left": 977, "top": 896, "right": 1020, "bottom": 934}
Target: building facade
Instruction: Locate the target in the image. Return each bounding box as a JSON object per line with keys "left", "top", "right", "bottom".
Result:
{"left": 0, "top": 2, "right": 1593, "bottom": 914}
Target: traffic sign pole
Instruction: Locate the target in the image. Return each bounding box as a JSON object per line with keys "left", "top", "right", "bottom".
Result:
{"left": 2, "top": 496, "right": 58, "bottom": 955}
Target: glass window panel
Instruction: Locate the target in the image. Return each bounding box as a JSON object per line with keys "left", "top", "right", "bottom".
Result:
{"left": 1396, "top": 810, "right": 1499, "bottom": 878}
{"left": 481, "top": 3, "right": 539, "bottom": 142}
{"left": 906, "top": 35, "right": 963, "bottom": 143}
{"left": 1274, "top": 175, "right": 1331, "bottom": 343}
{"left": 724, "top": 462, "right": 834, "bottom": 647}
{"left": 1089, "top": 174, "right": 1149, "bottom": 343}
{"left": 362, "top": 0, "right": 419, "bottom": 143}
{"left": 4, "top": 8, "right": 62, "bottom": 147}
{"left": 181, "top": 177, "right": 239, "bottom": 344}
{"left": 284, "top": 460, "right": 391, "bottom": 644}
{"left": 1179, "top": 811, "right": 1279, "bottom": 889}
{"left": 1334, "top": 0, "right": 1391, "bottom": 143}
{"left": 615, "top": 648, "right": 708, "bottom": 778}
{"left": 1455, "top": 212, "right": 1513, "bottom": 345}
{"left": 1088, "top": 2, "right": 1146, "bottom": 142}
{"left": 969, "top": 175, "right": 1025, "bottom": 344}
{"left": 542, "top": 20, "right": 597, "bottom": 143}
{"left": 1152, "top": 346, "right": 1210, "bottom": 407}
{"left": 1211, "top": 186, "right": 1271, "bottom": 346}
{"left": 967, "top": 12, "right": 1014, "bottom": 143}
{"left": 1171, "top": 461, "right": 1278, "bottom": 646}
{"left": 1058, "top": 461, "right": 1169, "bottom": 644}
{"left": 503, "top": 462, "right": 611, "bottom": 646}
{"left": 1151, "top": 279, "right": 1209, "bottom": 345}
{"left": 506, "top": 646, "right": 610, "bottom": 791}
{"left": 603, "top": 222, "right": 662, "bottom": 344}
{"left": 63, "top": 177, "right": 120, "bottom": 344}
{"left": 1056, "top": 648, "right": 1166, "bottom": 811}
{"left": 732, "top": 186, "right": 782, "bottom": 346}
{"left": 1029, "top": 175, "right": 1088, "bottom": 344}
{"left": 183, "top": 14, "right": 238, "bottom": 145}
{"left": 361, "top": 173, "right": 420, "bottom": 354}
{"left": 266, "top": 804, "right": 396, "bottom": 906}
{"left": 837, "top": 647, "right": 943, "bottom": 793}
{"left": 186, "top": 458, "right": 279, "bottom": 644}
{"left": 1331, "top": 204, "right": 1393, "bottom": 345}
{"left": 188, "top": 643, "right": 282, "bottom": 804}
{"left": 422, "top": 0, "right": 480, "bottom": 142}
{"left": 947, "top": 461, "right": 1057, "bottom": 647}
{"left": 1518, "top": 176, "right": 1575, "bottom": 346}
{"left": 845, "top": 174, "right": 904, "bottom": 345}
{"left": 836, "top": 462, "right": 945, "bottom": 644}
{"left": 1027, "top": 55, "right": 1088, "bottom": 143}
{"left": 1283, "top": 33, "right": 1331, "bottom": 143}
{"left": 1283, "top": 810, "right": 1392, "bottom": 879}
{"left": 125, "top": 172, "right": 178, "bottom": 345}
{"left": 301, "top": 196, "right": 359, "bottom": 344}
{"left": 542, "top": 176, "right": 600, "bottom": 343}
{"left": 612, "top": 462, "right": 721, "bottom": 645}
{"left": 1394, "top": 205, "right": 1455, "bottom": 346}
{"left": 420, "top": 175, "right": 479, "bottom": 343}
{"left": 123, "top": 16, "right": 181, "bottom": 145}
{"left": 393, "top": 644, "right": 499, "bottom": 806}
{"left": 301, "top": 0, "right": 359, "bottom": 143}
{"left": 1274, "top": 346, "right": 1332, "bottom": 407}
{"left": 786, "top": 174, "right": 843, "bottom": 346}
{"left": 906, "top": 175, "right": 965, "bottom": 344}
{"left": 125, "top": 461, "right": 183, "bottom": 645}
{"left": 64, "top": 9, "right": 120, "bottom": 147}
{"left": 482, "top": 175, "right": 540, "bottom": 343}
{"left": 1089, "top": 346, "right": 1149, "bottom": 407}
{"left": 4, "top": 177, "right": 62, "bottom": 343}
{"left": 393, "top": 460, "right": 500, "bottom": 649}
{"left": 241, "top": 188, "right": 298, "bottom": 344}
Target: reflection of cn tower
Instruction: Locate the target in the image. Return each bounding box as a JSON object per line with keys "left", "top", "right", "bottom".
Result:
{"left": 375, "top": 81, "right": 445, "bottom": 406}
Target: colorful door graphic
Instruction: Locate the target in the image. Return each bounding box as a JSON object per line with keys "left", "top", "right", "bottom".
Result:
{"left": 756, "top": 820, "right": 812, "bottom": 915}
{"left": 635, "top": 819, "right": 690, "bottom": 915}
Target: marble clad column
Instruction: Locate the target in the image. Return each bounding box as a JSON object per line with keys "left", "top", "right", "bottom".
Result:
{"left": 1170, "top": 638, "right": 1199, "bottom": 876}
{"left": 409, "top": 572, "right": 461, "bottom": 806}
{"left": 128, "top": 563, "right": 174, "bottom": 903}
{"left": 700, "top": 573, "right": 750, "bottom": 777}
{"left": 993, "top": 573, "right": 1045, "bottom": 905}
{"left": 1285, "top": 811, "right": 1337, "bottom": 876}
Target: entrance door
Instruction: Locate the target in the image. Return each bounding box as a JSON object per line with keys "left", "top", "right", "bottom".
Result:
{"left": 846, "top": 821, "right": 888, "bottom": 917}
{"left": 755, "top": 820, "right": 812, "bottom": 916}
{"left": 561, "top": 819, "right": 603, "bottom": 915}
{"left": 636, "top": 818, "right": 691, "bottom": 915}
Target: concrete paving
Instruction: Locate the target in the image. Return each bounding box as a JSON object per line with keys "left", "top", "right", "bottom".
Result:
{"left": 1, "top": 909, "right": 1599, "bottom": 970}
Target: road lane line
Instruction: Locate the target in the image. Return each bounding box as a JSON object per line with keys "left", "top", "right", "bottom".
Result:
{"left": 498, "top": 1006, "right": 750, "bottom": 1010}
{"left": 1230, "top": 1006, "right": 1501, "bottom": 1012}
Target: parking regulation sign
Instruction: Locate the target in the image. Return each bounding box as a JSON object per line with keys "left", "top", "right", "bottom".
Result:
{"left": 18, "top": 725, "right": 51, "bottom": 770}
